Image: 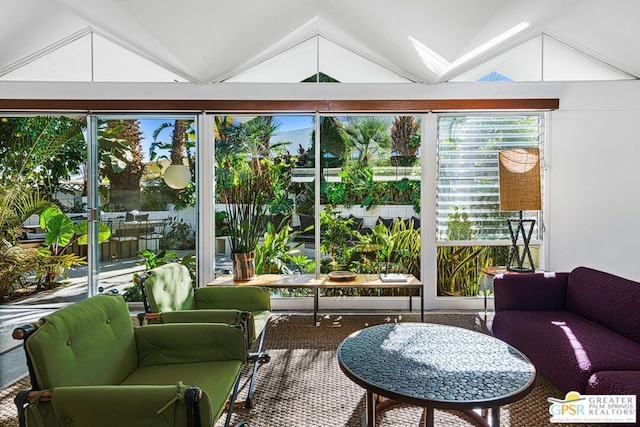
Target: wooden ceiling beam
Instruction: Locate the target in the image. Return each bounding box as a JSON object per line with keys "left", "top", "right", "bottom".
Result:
{"left": 0, "top": 98, "right": 559, "bottom": 112}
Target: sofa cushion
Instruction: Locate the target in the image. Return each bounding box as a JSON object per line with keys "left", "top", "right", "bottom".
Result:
{"left": 347, "top": 215, "right": 363, "bottom": 231}
{"left": 121, "top": 360, "right": 243, "bottom": 423}
{"left": 587, "top": 371, "right": 640, "bottom": 396}
{"left": 376, "top": 217, "right": 395, "bottom": 229}
{"left": 494, "top": 272, "right": 568, "bottom": 312}
{"left": 26, "top": 295, "right": 138, "bottom": 389}
{"left": 567, "top": 267, "right": 640, "bottom": 344}
{"left": 493, "top": 310, "right": 640, "bottom": 393}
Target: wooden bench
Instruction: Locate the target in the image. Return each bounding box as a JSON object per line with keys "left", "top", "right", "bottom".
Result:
{"left": 209, "top": 273, "right": 423, "bottom": 323}
{"left": 17, "top": 238, "right": 45, "bottom": 249}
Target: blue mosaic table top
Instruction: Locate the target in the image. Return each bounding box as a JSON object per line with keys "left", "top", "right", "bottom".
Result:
{"left": 337, "top": 323, "right": 535, "bottom": 408}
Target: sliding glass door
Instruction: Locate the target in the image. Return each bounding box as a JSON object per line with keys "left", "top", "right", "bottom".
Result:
{"left": 90, "top": 114, "right": 198, "bottom": 297}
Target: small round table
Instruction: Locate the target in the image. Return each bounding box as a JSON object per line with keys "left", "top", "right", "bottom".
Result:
{"left": 337, "top": 323, "right": 536, "bottom": 427}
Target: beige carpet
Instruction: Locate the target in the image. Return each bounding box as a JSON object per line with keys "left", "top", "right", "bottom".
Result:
{"left": 1, "top": 312, "right": 598, "bottom": 427}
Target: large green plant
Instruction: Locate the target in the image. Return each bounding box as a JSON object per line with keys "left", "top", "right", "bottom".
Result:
{"left": 218, "top": 158, "right": 271, "bottom": 254}
{"left": 366, "top": 219, "right": 421, "bottom": 279}
{"left": 0, "top": 241, "right": 40, "bottom": 300}
{"left": 37, "top": 206, "right": 111, "bottom": 285}
{"left": 319, "top": 206, "right": 358, "bottom": 271}
{"left": 215, "top": 116, "right": 294, "bottom": 254}
{"left": 0, "top": 117, "right": 88, "bottom": 297}
{"left": 254, "top": 221, "right": 313, "bottom": 274}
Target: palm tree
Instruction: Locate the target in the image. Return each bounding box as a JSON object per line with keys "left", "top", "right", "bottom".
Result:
{"left": 391, "top": 116, "right": 420, "bottom": 158}
{"left": 102, "top": 120, "right": 144, "bottom": 210}
{"left": 343, "top": 117, "right": 392, "bottom": 165}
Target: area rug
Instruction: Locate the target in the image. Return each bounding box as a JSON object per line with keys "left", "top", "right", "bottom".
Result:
{"left": 1, "top": 312, "right": 598, "bottom": 427}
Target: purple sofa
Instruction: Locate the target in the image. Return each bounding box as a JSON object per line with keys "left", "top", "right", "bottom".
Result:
{"left": 492, "top": 266, "right": 640, "bottom": 412}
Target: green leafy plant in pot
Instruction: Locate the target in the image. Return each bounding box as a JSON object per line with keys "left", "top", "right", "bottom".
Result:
{"left": 218, "top": 157, "right": 274, "bottom": 281}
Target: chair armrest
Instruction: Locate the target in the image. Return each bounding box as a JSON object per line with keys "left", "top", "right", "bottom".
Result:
{"left": 160, "top": 309, "right": 242, "bottom": 325}
{"left": 494, "top": 272, "right": 569, "bottom": 312}
{"left": 135, "top": 323, "right": 247, "bottom": 367}
{"left": 195, "top": 286, "right": 271, "bottom": 312}
{"left": 30, "top": 385, "right": 212, "bottom": 427}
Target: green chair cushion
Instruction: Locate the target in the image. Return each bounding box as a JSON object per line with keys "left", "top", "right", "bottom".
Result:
{"left": 121, "top": 361, "right": 243, "bottom": 423}
{"left": 160, "top": 309, "right": 242, "bottom": 326}
{"left": 48, "top": 384, "right": 213, "bottom": 427}
{"left": 195, "top": 287, "right": 271, "bottom": 343}
{"left": 194, "top": 286, "right": 271, "bottom": 312}
{"left": 250, "top": 310, "right": 271, "bottom": 344}
{"left": 144, "top": 263, "right": 196, "bottom": 312}
{"left": 26, "top": 294, "right": 137, "bottom": 389}
{"left": 135, "top": 323, "right": 247, "bottom": 367}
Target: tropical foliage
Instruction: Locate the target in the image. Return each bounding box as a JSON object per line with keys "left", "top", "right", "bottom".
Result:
{"left": 255, "top": 221, "right": 313, "bottom": 275}
{"left": 148, "top": 119, "right": 196, "bottom": 210}
{"left": 216, "top": 116, "right": 294, "bottom": 254}
{"left": 436, "top": 207, "right": 508, "bottom": 296}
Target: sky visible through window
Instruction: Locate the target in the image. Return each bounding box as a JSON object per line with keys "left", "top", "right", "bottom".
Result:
{"left": 138, "top": 115, "right": 314, "bottom": 162}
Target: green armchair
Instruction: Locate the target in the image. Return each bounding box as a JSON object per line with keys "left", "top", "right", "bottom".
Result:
{"left": 136, "top": 263, "right": 271, "bottom": 408}
{"left": 13, "top": 293, "right": 247, "bottom": 427}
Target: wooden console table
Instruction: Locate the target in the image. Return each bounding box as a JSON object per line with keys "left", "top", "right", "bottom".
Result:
{"left": 208, "top": 273, "right": 424, "bottom": 323}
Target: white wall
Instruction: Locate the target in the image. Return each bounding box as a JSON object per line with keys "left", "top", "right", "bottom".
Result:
{"left": 548, "top": 81, "right": 640, "bottom": 280}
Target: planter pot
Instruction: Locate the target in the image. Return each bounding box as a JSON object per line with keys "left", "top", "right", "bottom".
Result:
{"left": 232, "top": 251, "right": 256, "bottom": 281}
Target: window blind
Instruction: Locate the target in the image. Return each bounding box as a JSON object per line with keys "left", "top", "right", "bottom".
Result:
{"left": 436, "top": 115, "right": 544, "bottom": 241}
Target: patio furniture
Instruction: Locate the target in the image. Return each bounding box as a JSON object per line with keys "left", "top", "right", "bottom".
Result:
{"left": 338, "top": 323, "right": 536, "bottom": 427}
{"left": 109, "top": 219, "right": 140, "bottom": 261}
{"left": 138, "top": 218, "right": 167, "bottom": 251}
{"left": 12, "top": 293, "right": 248, "bottom": 427}
{"left": 209, "top": 273, "right": 424, "bottom": 324}
{"left": 137, "top": 263, "right": 272, "bottom": 409}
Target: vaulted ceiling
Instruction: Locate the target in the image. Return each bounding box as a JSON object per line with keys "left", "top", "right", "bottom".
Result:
{"left": 2, "top": 0, "right": 638, "bottom": 84}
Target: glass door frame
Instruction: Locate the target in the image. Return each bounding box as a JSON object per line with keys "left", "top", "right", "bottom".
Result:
{"left": 88, "top": 112, "right": 200, "bottom": 297}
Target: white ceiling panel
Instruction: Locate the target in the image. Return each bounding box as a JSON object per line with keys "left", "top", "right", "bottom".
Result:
{"left": 0, "top": 0, "right": 636, "bottom": 84}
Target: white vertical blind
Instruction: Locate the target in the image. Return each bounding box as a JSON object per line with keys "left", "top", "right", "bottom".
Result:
{"left": 436, "top": 115, "right": 544, "bottom": 241}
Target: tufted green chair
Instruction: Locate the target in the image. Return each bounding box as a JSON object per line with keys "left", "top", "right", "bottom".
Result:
{"left": 13, "top": 293, "right": 248, "bottom": 427}
{"left": 136, "top": 263, "right": 271, "bottom": 409}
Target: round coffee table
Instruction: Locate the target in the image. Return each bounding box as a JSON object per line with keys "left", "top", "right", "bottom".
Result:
{"left": 337, "top": 323, "right": 536, "bottom": 427}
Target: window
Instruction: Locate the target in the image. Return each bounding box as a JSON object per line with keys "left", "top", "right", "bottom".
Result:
{"left": 436, "top": 114, "right": 544, "bottom": 296}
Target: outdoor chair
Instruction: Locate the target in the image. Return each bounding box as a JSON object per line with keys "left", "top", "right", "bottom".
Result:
{"left": 135, "top": 263, "right": 272, "bottom": 409}
{"left": 138, "top": 218, "right": 167, "bottom": 251}
{"left": 109, "top": 219, "right": 141, "bottom": 261}
{"left": 12, "top": 293, "right": 248, "bottom": 427}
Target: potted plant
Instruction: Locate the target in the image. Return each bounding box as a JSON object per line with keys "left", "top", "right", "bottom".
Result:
{"left": 218, "top": 158, "right": 272, "bottom": 281}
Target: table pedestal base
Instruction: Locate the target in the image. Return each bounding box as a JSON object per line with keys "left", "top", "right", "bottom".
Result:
{"left": 364, "top": 393, "right": 500, "bottom": 427}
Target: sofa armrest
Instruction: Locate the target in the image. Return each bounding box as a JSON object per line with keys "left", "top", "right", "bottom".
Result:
{"left": 160, "top": 309, "right": 242, "bottom": 325}
{"left": 494, "top": 272, "right": 569, "bottom": 312}
{"left": 195, "top": 286, "right": 271, "bottom": 312}
{"left": 135, "top": 323, "right": 247, "bottom": 367}
{"left": 28, "top": 384, "right": 211, "bottom": 427}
